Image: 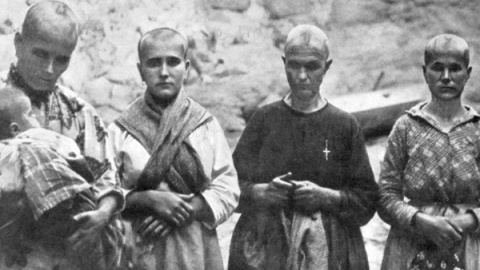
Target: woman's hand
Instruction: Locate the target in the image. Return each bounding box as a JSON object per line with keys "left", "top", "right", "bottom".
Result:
{"left": 253, "top": 173, "right": 294, "bottom": 208}
{"left": 137, "top": 216, "right": 172, "bottom": 239}
{"left": 290, "top": 181, "right": 342, "bottom": 214}
{"left": 414, "top": 212, "right": 463, "bottom": 249}
{"left": 70, "top": 209, "right": 109, "bottom": 246}
{"left": 146, "top": 191, "right": 194, "bottom": 227}
{"left": 70, "top": 195, "right": 118, "bottom": 250}
{"left": 448, "top": 213, "right": 478, "bottom": 234}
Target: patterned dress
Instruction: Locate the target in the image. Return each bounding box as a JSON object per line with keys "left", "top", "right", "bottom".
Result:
{"left": 0, "top": 67, "right": 125, "bottom": 269}
{"left": 379, "top": 102, "right": 480, "bottom": 270}
{"left": 0, "top": 66, "right": 122, "bottom": 202}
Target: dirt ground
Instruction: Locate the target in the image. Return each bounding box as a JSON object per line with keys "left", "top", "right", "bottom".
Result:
{"left": 216, "top": 136, "right": 390, "bottom": 270}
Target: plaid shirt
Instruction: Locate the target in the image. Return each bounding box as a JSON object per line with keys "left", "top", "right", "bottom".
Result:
{"left": 379, "top": 102, "right": 480, "bottom": 229}
{"left": 0, "top": 132, "right": 91, "bottom": 220}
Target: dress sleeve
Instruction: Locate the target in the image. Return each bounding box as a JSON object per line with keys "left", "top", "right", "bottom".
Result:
{"left": 232, "top": 109, "right": 265, "bottom": 213}
{"left": 377, "top": 117, "right": 420, "bottom": 229}
{"left": 106, "top": 123, "right": 145, "bottom": 199}
{"left": 335, "top": 118, "right": 379, "bottom": 226}
{"left": 80, "top": 103, "right": 125, "bottom": 213}
{"left": 0, "top": 142, "right": 24, "bottom": 196}
{"left": 190, "top": 117, "right": 240, "bottom": 228}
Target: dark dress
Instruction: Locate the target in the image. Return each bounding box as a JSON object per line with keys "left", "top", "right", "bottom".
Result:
{"left": 228, "top": 100, "right": 378, "bottom": 270}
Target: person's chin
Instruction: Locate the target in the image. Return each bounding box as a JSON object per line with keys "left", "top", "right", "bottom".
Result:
{"left": 29, "top": 79, "right": 55, "bottom": 92}
{"left": 434, "top": 92, "right": 462, "bottom": 101}
{"left": 293, "top": 89, "right": 316, "bottom": 99}
{"left": 154, "top": 89, "right": 180, "bottom": 101}
{"left": 433, "top": 87, "right": 462, "bottom": 100}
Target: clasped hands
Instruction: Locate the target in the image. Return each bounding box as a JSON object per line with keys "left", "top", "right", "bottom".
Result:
{"left": 137, "top": 191, "right": 195, "bottom": 239}
{"left": 252, "top": 172, "right": 326, "bottom": 213}
{"left": 413, "top": 212, "right": 478, "bottom": 250}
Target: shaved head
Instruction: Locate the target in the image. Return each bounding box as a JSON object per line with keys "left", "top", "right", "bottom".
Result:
{"left": 137, "top": 27, "right": 188, "bottom": 62}
{"left": 21, "top": 1, "right": 78, "bottom": 45}
{"left": 284, "top": 24, "right": 330, "bottom": 60}
{"left": 425, "top": 34, "right": 470, "bottom": 66}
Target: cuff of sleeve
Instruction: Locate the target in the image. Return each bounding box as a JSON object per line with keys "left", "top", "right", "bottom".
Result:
{"left": 466, "top": 209, "right": 480, "bottom": 234}
{"left": 236, "top": 183, "right": 255, "bottom": 213}
{"left": 409, "top": 210, "right": 422, "bottom": 228}
{"left": 96, "top": 188, "right": 126, "bottom": 214}
{"left": 338, "top": 190, "right": 348, "bottom": 211}
{"left": 200, "top": 191, "right": 225, "bottom": 229}
{"left": 402, "top": 207, "right": 421, "bottom": 229}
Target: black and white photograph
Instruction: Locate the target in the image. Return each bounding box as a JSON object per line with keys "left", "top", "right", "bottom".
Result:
{"left": 1, "top": 1, "right": 480, "bottom": 269}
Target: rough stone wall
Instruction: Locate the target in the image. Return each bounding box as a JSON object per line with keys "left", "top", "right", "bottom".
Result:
{"left": 2, "top": 0, "right": 480, "bottom": 146}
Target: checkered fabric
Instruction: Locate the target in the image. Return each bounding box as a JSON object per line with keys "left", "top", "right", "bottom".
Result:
{"left": 379, "top": 102, "right": 480, "bottom": 229}
{"left": 18, "top": 141, "right": 91, "bottom": 220}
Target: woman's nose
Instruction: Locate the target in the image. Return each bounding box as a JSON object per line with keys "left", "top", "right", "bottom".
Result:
{"left": 440, "top": 68, "right": 451, "bottom": 82}
{"left": 298, "top": 67, "right": 307, "bottom": 81}
{"left": 160, "top": 63, "right": 169, "bottom": 77}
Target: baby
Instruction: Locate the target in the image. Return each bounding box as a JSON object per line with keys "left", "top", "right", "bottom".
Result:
{"left": 0, "top": 87, "right": 121, "bottom": 270}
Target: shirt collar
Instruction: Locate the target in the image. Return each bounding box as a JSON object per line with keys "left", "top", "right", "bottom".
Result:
{"left": 407, "top": 101, "right": 480, "bottom": 131}
{"left": 283, "top": 93, "right": 328, "bottom": 114}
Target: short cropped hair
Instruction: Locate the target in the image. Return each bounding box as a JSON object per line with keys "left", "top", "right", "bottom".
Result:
{"left": 424, "top": 34, "right": 470, "bottom": 67}
{"left": 137, "top": 27, "right": 189, "bottom": 61}
{"left": 0, "top": 87, "right": 30, "bottom": 139}
{"left": 284, "top": 24, "right": 330, "bottom": 60}
{"left": 21, "top": 0, "right": 78, "bottom": 42}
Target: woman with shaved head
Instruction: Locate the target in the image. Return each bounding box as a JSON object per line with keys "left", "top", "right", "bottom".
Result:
{"left": 0, "top": 1, "right": 125, "bottom": 269}
{"left": 379, "top": 34, "right": 480, "bottom": 270}
{"left": 108, "top": 27, "right": 239, "bottom": 270}
{"left": 228, "top": 25, "right": 378, "bottom": 270}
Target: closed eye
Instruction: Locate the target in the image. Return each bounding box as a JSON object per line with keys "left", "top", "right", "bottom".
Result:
{"left": 145, "top": 58, "right": 162, "bottom": 67}
{"left": 55, "top": 56, "right": 70, "bottom": 65}
{"left": 450, "top": 64, "right": 463, "bottom": 72}
{"left": 32, "top": 49, "right": 48, "bottom": 59}
{"left": 287, "top": 61, "right": 300, "bottom": 69}
{"left": 305, "top": 62, "right": 321, "bottom": 71}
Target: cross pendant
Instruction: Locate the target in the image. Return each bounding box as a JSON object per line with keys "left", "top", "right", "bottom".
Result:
{"left": 323, "top": 139, "right": 330, "bottom": 161}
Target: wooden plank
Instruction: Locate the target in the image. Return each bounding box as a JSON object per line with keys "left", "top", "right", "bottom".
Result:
{"left": 329, "top": 84, "right": 429, "bottom": 137}
{"left": 250, "top": 84, "right": 430, "bottom": 138}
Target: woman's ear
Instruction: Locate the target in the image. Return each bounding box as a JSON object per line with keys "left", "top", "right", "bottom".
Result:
{"left": 137, "top": 62, "right": 145, "bottom": 82}
{"left": 14, "top": 32, "right": 24, "bottom": 58}
{"left": 185, "top": 59, "right": 191, "bottom": 73}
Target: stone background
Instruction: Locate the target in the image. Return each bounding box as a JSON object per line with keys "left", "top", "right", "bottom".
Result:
{"left": 3, "top": 0, "right": 480, "bottom": 144}
{"left": 2, "top": 1, "right": 480, "bottom": 269}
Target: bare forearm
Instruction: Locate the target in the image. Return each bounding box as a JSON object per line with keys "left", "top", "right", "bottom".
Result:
{"left": 190, "top": 196, "right": 214, "bottom": 223}
{"left": 126, "top": 190, "right": 153, "bottom": 209}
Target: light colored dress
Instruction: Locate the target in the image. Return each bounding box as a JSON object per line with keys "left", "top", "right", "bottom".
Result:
{"left": 379, "top": 103, "right": 480, "bottom": 270}
{"left": 108, "top": 116, "right": 239, "bottom": 270}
